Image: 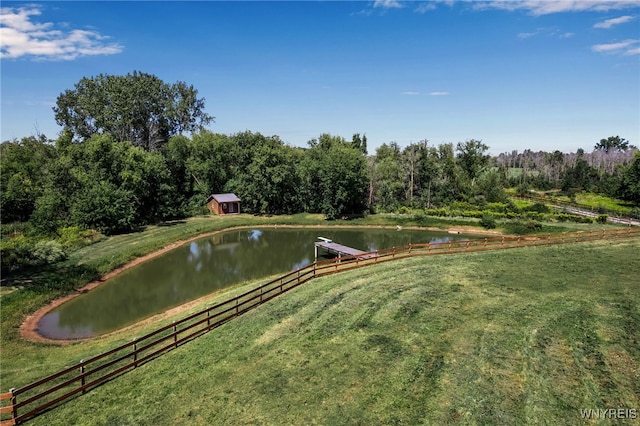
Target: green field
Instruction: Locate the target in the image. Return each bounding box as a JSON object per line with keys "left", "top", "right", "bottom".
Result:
{"left": 8, "top": 237, "right": 639, "bottom": 425}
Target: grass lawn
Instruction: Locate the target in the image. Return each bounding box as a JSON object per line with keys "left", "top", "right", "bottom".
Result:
{"left": 11, "top": 237, "right": 639, "bottom": 425}
{"left": 539, "top": 192, "right": 635, "bottom": 214}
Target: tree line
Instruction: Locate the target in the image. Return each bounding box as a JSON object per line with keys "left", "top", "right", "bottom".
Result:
{"left": 1, "top": 72, "right": 639, "bottom": 239}
{"left": 3, "top": 131, "right": 638, "bottom": 236}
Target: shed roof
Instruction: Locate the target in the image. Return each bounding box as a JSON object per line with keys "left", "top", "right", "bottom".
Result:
{"left": 210, "top": 193, "right": 241, "bottom": 203}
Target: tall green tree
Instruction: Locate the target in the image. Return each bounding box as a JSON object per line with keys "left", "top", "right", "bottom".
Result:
{"left": 299, "top": 134, "right": 368, "bottom": 219}
{"left": 0, "top": 135, "right": 56, "bottom": 222}
{"left": 374, "top": 142, "right": 404, "bottom": 211}
{"left": 594, "top": 136, "right": 634, "bottom": 153}
{"left": 31, "top": 134, "right": 173, "bottom": 235}
{"left": 225, "top": 135, "right": 301, "bottom": 215}
{"left": 437, "top": 143, "right": 466, "bottom": 203}
{"left": 53, "top": 71, "right": 213, "bottom": 151}
{"left": 187, "top": 131, "right": 234, "bottom": 205}
{"left": 352, "top": 133, "right": 368, "bottom": 155}
{"left": 619, "top": 151, "right": 640, "bottom": 204}
{"left": 456, "top": 139, "right": 490, "bottom": 184}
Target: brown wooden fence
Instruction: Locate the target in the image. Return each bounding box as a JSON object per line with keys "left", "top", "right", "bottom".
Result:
{"left": 2, "top": 227, "right": 639, "bottom": 425}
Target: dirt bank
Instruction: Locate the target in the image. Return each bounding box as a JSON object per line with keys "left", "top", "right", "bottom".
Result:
{"left": 20, "top": 224, "right": 497, "bottom": 344}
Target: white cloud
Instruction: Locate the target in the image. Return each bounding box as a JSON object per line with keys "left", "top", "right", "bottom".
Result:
{"left": 414, "top": 3, "right": 437, "bottom": 14}
{"left": 518, "top": 32, "right": 537, "bottom": 39}
{"left": 401, "top": 91, "right": 420, "bottom": 95}
{"left": 374, "top": 0, "right": 403, "bottom": 9}
{"left": 517, "top": 27, "right": 574, "bottom": 40}
{"left": 594, "top": 15, "right": 636, "bottom": 29}
{"left": 429, "top": 91, "right": 449, "bottom": 96}
{"left": 474, "top": 1, "right": 640, "bottom": 15}
{"left": 592, "top": 39, "right": 640, "bottom": 55}
{"left": 0, "top": 6, "right": 123, "bottom": 60}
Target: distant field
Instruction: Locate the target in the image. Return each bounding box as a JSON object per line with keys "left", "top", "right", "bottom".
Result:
{"left": 20, "top": 238, "right": 640, "bottom": 426}
{"left": 563, "top": 193, "right": 635, "bottom": 213}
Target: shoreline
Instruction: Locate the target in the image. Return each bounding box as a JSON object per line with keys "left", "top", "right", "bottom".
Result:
{"left": 20, "top": 223, "right": 498, "bottom": 344}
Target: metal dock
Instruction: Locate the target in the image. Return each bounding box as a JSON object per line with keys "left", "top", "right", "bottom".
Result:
{"left": 314, "top": 237, "right": 377, "bottom": 260}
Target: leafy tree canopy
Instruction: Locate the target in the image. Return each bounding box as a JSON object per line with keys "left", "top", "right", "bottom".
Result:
{"left": 594, "top": 136, "right": 635, "bottom": 153}
{"left": 53, "top": 71, "right": 213, "bottom": 151}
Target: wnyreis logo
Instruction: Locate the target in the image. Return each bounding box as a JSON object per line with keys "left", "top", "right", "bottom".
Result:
{"left": 580, "top": 408, "right": 638, "bottom": 420}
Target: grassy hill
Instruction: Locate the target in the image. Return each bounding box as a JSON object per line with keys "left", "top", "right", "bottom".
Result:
{"left": 22, "top": 237, "right": 640, "bottom": 425}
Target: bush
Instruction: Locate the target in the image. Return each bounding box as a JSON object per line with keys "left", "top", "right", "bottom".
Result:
{"left": 504, "top": 220, "right": 543, "bottom": 235}
{"left": 1, "top": 235, "right": 68, "bottom": 272}
{"left": 480, "top": 214, "right": 497, "bottom": 229}
{"left": 596, "top": 214, "right": 608, "bottom": 224}
{"left": 0, "top": 235, "right": 33, "bottom": 272}
{"left": 57, "top": 226, "right": 101, "bottom": 249}
{"left": 424, "top": 208, "right": 449, "bottom": 217}
{"left": 31, "top": 240, "right": 67, "bottom": 266}
{"left": 525, "top": 202, "right": 551, "bottom": 214}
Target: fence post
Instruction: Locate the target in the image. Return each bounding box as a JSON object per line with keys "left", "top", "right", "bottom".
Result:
{"left": 207, "top": 308, "right": 211, "bottom": 330}
{"left": 483, "top": 238, "right": 487, "bottom": 248}
{"left": 408, "top": 243, "right": 412, "bottom": 254}
{"left": 80, "top": 360, "right": 86, "bottom": 394}
{"left": 173, "top": 321, "right": 178, "bottom": 348}
{"left": 428, "top": 242, "right": 432, "bottom": 253}
{"left": 132, "top": 338, "right": 138, "bottom": 368}
{"left": 235, "top": 298, "right": 239, "bottom": 316}
{"left": 9, "top": 388, "right": 16, "bottom": 423}
{"left": 260, "top": 285, "right": 263, "bottom": 302}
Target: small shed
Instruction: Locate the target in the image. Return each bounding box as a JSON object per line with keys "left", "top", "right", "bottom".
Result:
{"left": 207, "top": 193, "right": 241, "bottom": 215}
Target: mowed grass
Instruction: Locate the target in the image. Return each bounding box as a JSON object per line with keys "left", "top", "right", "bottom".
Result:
{"left": 21, "top": 238, "right": 640, "bottom": 426}
{"left": 550, "top": 193, "right": 635, "bottom": 214}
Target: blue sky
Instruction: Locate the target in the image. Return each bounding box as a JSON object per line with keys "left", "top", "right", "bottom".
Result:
{"left": 1, "top": 1, "right": 639, "bottom": 154}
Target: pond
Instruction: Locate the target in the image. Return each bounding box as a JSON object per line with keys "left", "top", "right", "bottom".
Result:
{"left": 37, "top": 227, "right": 474, "bottom": 339}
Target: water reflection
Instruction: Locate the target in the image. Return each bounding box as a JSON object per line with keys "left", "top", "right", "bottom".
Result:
{"left": 38, "top": 228, "right": 474, "bottom": 339}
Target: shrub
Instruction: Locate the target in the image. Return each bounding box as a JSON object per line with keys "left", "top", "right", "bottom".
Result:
{"left": 525, "top": 202, "right": 551, "bottom": 214}
{"left": 486, "top": 202, "right": 512, "bottom": 213}
{"left": 504, "top": 220, "right": 543, "bottom": 235}
{"left": 480, "top": 214, "right": 497, "bottom": 229}
{"left": 596, "top": 214, "right": 608, "bottom": 224}
{"left": 424, "top": 208, "right": 448, "bottom": 217}
{"left": 31, "top": 240, "right": 67, "bottom": 266}
{"left": 1, "top": 235, "right": 68, "bottom": 272}
{"left": 57, "top": 226, "right": 100, "bottom": 249}
{"left": 0, "top": 235, "right": 33, "bottom": 272}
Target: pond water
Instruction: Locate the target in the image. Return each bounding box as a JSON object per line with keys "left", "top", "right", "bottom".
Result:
{"left": 38, "top": 227, "right": 473, "bottom": 339}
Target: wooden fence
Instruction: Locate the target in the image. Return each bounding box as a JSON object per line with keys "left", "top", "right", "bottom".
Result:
{"left": 2, "top": 227, "right": 639, "bottom": 425}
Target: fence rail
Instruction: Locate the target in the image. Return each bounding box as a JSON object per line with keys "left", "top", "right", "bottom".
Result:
{"left": 2, "top": 227, "right": 639, "bottom": 425}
